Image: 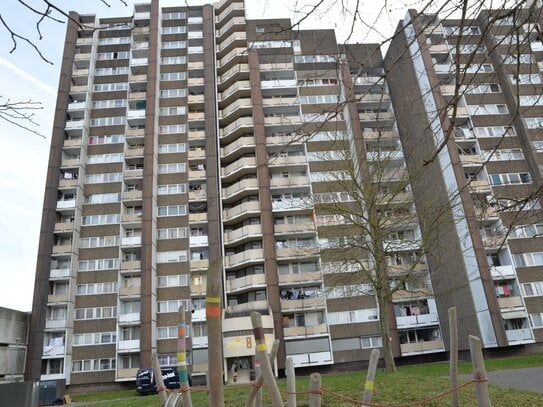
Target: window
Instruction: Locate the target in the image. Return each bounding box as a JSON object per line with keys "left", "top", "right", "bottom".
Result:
{"left": 162, "top": 41, "right": 186, "bottom": 49}
{"left": 97, "top": 51, "right": 130, "bottom": 60}
{"left": 488, "top": 172, "right": 531, "bottom": 185}
{"left": 187, "top": 46, "right": 203, "bottom": 53}
{"left": 299, "top": 94, "right": 339, "bottom": 104}
{"left": 158, "top": 143, "right": 186, "bottom": 153}
{"left": 511, "top": 224, "right": 543, "bottom": 238}
{"left": 467, "top": 104, "right": 508, "bottom": 115}
{"left": 157, "top": 204, "right": 187, "bottom": 217}
{"left": 523, "top": 282, "right": 543, "bottom": 296}
{"left": 158, "top": 163, "right": 186, "bottom": 174}
{"left": 160, "top": 72, "right": 187, "bottom": 81}
{"left": 481, "top": 149, "right": 524, "bottom": 161}
{"left": 159, "top": 106, "right": 186, "bottom": 116}
{"left": 93, "top": 82, "right": 128, "bottom": 92}
{"left": 327, "top": 308, "right": 379, "bottom": 324}
{"left": 157, "top": 326, "right": 178, "bottom": 339}
{"left": 88, "top": 135, "right": 124, "bottom": 145}
{"left": 460, "top": 63, "right": 493, "bottom": 73}
{"left": 85, "top": 193, "right": 120, "bottom": 204}
{"left": 160, "top": 88, "right": 187, "bottom": 98}
{"left": 163, "top": 12, "right": 186, "bottom": 20}
{"left": 78, "top": 258, "right": 118, "bottom": 271}
{"left": 255, "top": 25, "right": 264, "bottom": 33}
{"left": 76, "top": 282, "right": 117, "bottom": 295}
{"left": 525, "top": 118, "right": 543, "bottom": 129}
{"left": 87, "top": 153, "right": 123, "bottom": 164}
{"left": 159, "top": 125, "right": 186, "bottom": 134}
{"left": 157, "top": 250, "right": 188, "bottom": 263}
{"left": 98, "top": 36, "right": 130, "bottom": 45}
{"left": 510, "top": 74, "right": 542, "bottom": 85}
{"left": 80, "top": 235, "right": 118, "bottom": 248}
{"left": 529, "top": 313, "right": 543, "bottom": 328}
{"left": 81, "top": 213, "right": 120, "bottom": 226}
{"left": 120, "top": 300, "right": 140, "bottom": 314}
{"left": 157, "top": 227, "right": 187, "bottom": 240}
{"left": 158, "top": 183, "right": 187, "bottom": 195}
{"left": 249, "top": 40, "right": 291, "bottom": 49}
{"left": 534, "top": 141, "right": 543, "bottom": 151}
{"left": 75, "top": 306, "right": 117, "bottom": 320}
{"left": 95, "top": 67, "right": 129, "bottom": 76}
{"left": 73, "top": 332, "right": 116, "bottom": 346}
{"left": 158, "top": 274, "right": 188, "bottom": 287}
{"left": 519, "top": 95, "right": 543, "bottom": 106}
{"left": 501, "top": 54, "right": 533, "bottom": 64}
{"left": 473, "top": 126, "right": 516, "bottom": 138}
{"left": 158, "top": 299, "right": 190, "bottom": 313}
{"left": 513, "top": 252, "right": 543, "bottom": 267}
{"left": 90, "top": 116, "right": 126, "bottom": 127}
{"left": 464, "top": 83, "right": 500, "bottom": 94}
{"left": 161, "top": 56, "right": 186, "bottom": 65}
{"left": 92, "top": 99, "right": 127, "bottom": 109}
{"left": 162, "top": 26, "right": 186, "bottom": 34}
{"left": 85, "top": 172, "right": 122, "bottom": 184}
{"left": 294, "top": 55, "right": 336, "bottom": 63}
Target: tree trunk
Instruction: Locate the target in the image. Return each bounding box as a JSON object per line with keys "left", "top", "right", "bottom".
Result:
{"left": 378, "top": 295, "right": 397, "bottom": 373}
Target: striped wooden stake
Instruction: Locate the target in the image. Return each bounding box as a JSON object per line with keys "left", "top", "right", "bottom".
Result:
{"left": 250, "top": 312, "right": 283, "bottom": 407}
{"left": 245, "top": 340, "right": 280, "bottom": 407}
{"left": 362, "top": 348, "right": 380, "bottom": 406}
{"left": 177, "top": 305, "right": 192, "bottom": 407}
{"left": 206, "top": 258, "right": 224, "bottom": 406}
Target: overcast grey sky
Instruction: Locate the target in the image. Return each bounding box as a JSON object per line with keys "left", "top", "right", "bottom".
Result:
{"left": 0, "top": 0, "right": 414, "bottom": 311}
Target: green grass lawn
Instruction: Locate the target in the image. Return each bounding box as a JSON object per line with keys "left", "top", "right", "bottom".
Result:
{"left": 69, "top": 353, "right": 543, "bottom": 406}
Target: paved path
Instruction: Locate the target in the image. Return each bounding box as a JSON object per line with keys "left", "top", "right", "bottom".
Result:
{"left": 461, "top": 366, "right": 543, "bottom": 394}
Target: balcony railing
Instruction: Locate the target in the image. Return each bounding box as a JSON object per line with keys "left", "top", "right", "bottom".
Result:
{"left": 400, "top": 340, "right": 444, "bottom": 355}
{"left": 226, "top": 273, "right": 266, "bottom": 292}
{"left": 490, "top": 265, "right": 516, "bottom": 280}
{"left": 283, "top": 324, "right": 328, "bottom": 337}
{"left": 121, "top": 236, "right": 141, "bottom": 246}
{"left": 395, "top": 313, "right": 439, "bottom": 328}
{"left": 280, "top": 297, "right": 325, "bottom": 311}
{"left": 118, "top": 312, "right": 140, "bottom": 324}
{"left": 224, "top": 248, "right": 264, "bottom": 268}
{"left": 226, "top": 300, "right": 268, "bottom": 314}
{"left": 223, "top": 201, "right": 260, "bottom": 222}
{"left": 224, "top": 224, "right": 262, "bottom": 245}
{"left": 278, "top": 272, "right": 322, "bottom": 285}
{"left": 118, "top": 339, "right": 140, "bottom": 351}
{"left": 288, "top": 350, "right": 333, "bottom": 367}
{"left": 497, "top": 296, "right": 524, "bottom": 310}
{"left": 505, "top": 328, "right": 534, "bottom": 344}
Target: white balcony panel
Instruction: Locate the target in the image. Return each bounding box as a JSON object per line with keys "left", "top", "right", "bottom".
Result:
{"left": 121, "top": 236, "right": 141, "bottom": 246}
{"left": 288, "top": 351, "right": 333, "bottom": 367}
{"left": 45, "top": 319, "right": 66, "bottom": 329}
{"left": 395, "top": 313, "right": 439, "bottom": 328}
{"left": 490, "top": 265, "right": 516, "bottom": 280}
{"left": 50, "top": 268, "right": 70, "bottom": 279}
{"left": 57, "top": 200, "right": 76, "bottom": 209}
{"left": 192, "top": 309, "right": 206, "bottom": 322}
{"left": 119, "top": 312, "right": 140, "bottom": 323}
{"left": 190, "top": 236, "right": 209, "bottom": 247}
{"left": 192, "top": 336, "right": 208, "bottom": 348}
{"left": 42, "top": 345, "right": 65, "bottom": 358}
{"left": 506, "top": 328, "right": 534, "bottom": 344}
{"left": 118, "top": 339, "right": 140, "bottom": 351}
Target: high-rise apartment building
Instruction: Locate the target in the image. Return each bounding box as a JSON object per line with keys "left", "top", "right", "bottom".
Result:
{"left": 26, "top": 0, "right": 543, "bottom": 388}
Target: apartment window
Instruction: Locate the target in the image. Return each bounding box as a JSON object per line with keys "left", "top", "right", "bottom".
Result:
{"left": 297, "top": 78, "right": 339, "bottom": 87}
{"left": 76, "top": 282, "right": 117, "bottom": 295}
{"left": 157, "top": 227, "right": 187, "bottom": 240}
{"left": 534, "top": 141, "right": 543, "bottom": 151}
{"left": 85, "top": 172, "right": 122, "bottom": 184}
{"left": 454, "top": 43, "right": 487, "bottom": 53}
{"left": 158, "top": 183, "right": 187, "bottom": 195}
{"left": 519, "top": 95, "right": 543, "bottom": 106}
{"left": 80, "top": 235, "right": 118, "bottom": 248}
{"left": 525, "top": 118, "right": 543, "bottom": 129}
{"left": 488, "top": 172, "right": 531, "bottom": 185}
{"left": 161, "top": 56, "right": 186, "bottom": 65}
{"left": 511, "top": 223, "right": 543, "bottom": 238}
{"left": 188, "top": 46, "right": 203, "bottom": 53}
{"left": 481, "top": 149, "right": 524, "bottom": 161}
{"left": 97, "top": 51, "right": 130, "bottom": 60}
{"left": 90, "top": 116, "right": 126, "bottom": 127}
{"left": 162, "top": 26, "right": 186, "bottom": 34}
{"left": 501, "top": 54, "right": 533, "bottom": 64}
{"left": 285, "top": 337, "right": 330, "bottom": 355}
{"left": 87, "top": 153, "right": 124, "bottom": 164}
{"left": 255, "top": 25, "right": 264, "bottom": 33}
{"left": 529, "top": 313, "right": 543, "bottom": 328}
{"left": 158, "top": 299, "right": 190, "bottom": 313}
{"left": 310, "top": 171, "right": 350, "bottom": 182}
{"left": 157, "top": 326, "right": 177, "bottom": 339}
{"left": 294, "top": 55, "right": 336, "bottom": 63}
{"left": 444, "top": 26, "right": 480, "bottom": 35}
{"left": 328, "top": 308, "right": 379, "bottom": 324}
{"left": 158, "top": 163, "right": 186, "bottom": 174}
{"left": 159, "top": 125, "right": 186, "bottom": 134}
{"left": 93, "top": 82, "right": 128, "bottom": 92}
{"left": 157, "top": 204, "right": 187, "bottom": 217}
{"left": 85, "top": 193, "right": 120, "bottom": 204}
{"left": 250, "top": 40, "right": 291, "bottom": 49}
{"left": 158, "top": 274, "right": 188, "bottom": 287}
{"left": 158, "top": 143, "right": 186, "bottom": 153}
{"left": 160, "top": 88, "right": 187, "bottom": 98}
{"left": 299, "top": 94, "right": 339, "bottom": 104}
{"left": 81, "top": 213, "right": 120, "bottom": 225}
{"left": 327, "top": 284, "right": 374, "bottom": 298}
{"left": 92, "top": 99, "right": 127, "bottom": 109}
{"left": 78, "top": 258, "right": 118, "bottom": 271}
{"left": 307, "top": 150, "right": 343, "bottom": 161}
{"left": 510, "top": 74, "right": 542, "bottom": 85}
{"left": 473, "top": 126, "right": 516, "bottom": 138}
{"left": 75, "top": 306, "right": 117, "bottom": 320}
{"left": 120, "top": 300, "right": 140, "bottom": 315}
{"left": 95, "top": 67, "right": 129, "bottom": 76}
{"left": 460, "top": 63, "right": 493, "bottom": 73}
{"left": 310, "top": 131, "right": 347, "bottom": 141}
{"left": 162, "top": 41, "right": 186, "bottom": 49}
{"left": 159, "top": 106, "right": 186, "bottom": 116}
{"left": 73, "top": 332, "right": 117, "bottom": 346}
{"left": 98, "top": 36, "right": 130, "bottom": 45}
{"left": 467, "top": 104, "right": 508, "bottom": 115}
{"left": 513, "top": 252, "right": 543, "bottom": 267}
{"left": 160, "top": 72, "right": 187, "bottom": 81}
{"left": 163, "top": 12, "right": 186, "bottom": 20}
{"left": 88, "top": 135, "right": 124, "bottom": 144}
{"left": 464, "top": 83, "right": 500, "bottom": 94}
{"left": 523, "top": 282, "right": 543, "bottom": 296}
{"left": 157, "top": 250, "right": 188, "bottom": 263}
{"left": 48, "top": 307, "right": 67, "bottom": 320}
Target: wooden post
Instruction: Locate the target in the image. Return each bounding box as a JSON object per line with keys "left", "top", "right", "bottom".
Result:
{"left": 153, "top": 353, "right": 168, "bottom": 406}
{"left": 254, "top": 363, "right": 262, "bottom": 407}
{"left": 308, "top": 373, "right": 321, "bottom": 407}
{"left": 286, "top": 357, "right": 296, "bottom": 407}
{"left": 206, "top": 258, "right": 224, "bottom": 406}
{"left": 177, "top": 305, "right": 192, "bottom": 407}
{"left": 245, "top": 339, "right": 280, "bottom": 407}
{"left": 250, "top": 312, "right": 283, "bottom": 407}
{"left": 362, "top": 348, "right": 380, "bottom": 406}
{"left": 449, "top": 307, "right": 459, "bottom": 407}
{"left": 469, "top": 335, "right": 491, "bottom": 407}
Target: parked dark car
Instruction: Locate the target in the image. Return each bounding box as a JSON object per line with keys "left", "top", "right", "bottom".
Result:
{"left": 136, "top": 368, "right": 192, "bottom": 395}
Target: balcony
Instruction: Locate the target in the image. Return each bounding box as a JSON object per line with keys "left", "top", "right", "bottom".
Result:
{"left": 268, "top": 155, "right": 306, "bottom": 166}
{"left": 51, "top": 245, "right": 72, "bottom": 255}
{"left": 224, "top": 248, "right": 264, "bottom": 268}
{"left": 190, "top": 235, "right": 209, "bottom": 247}
{"left": 270, "top": 176, "right": 310, "bottom": 189}
{"left": 216, "top": 2, "right": 244, "bottom": 23}
{"left": 191, "top": 309, "right": 206, "bottom": 322}
{"left": 400, "top": 340, "right": 444, "bottom": 355}
{"left": 189, "top": 212, "right": 208, "bottom": 223}
{"left": 217, "top": 32, "right": 247, "bottom": 54}
{"left": 278, "top": 272, "right": 321, "bottom": 285}
{"left": 468, "top": 179, "right": 491, "bottom": 193}
{"left": 395, "top": 313, "right": 439, "bottom": 328}
{"left": 221, "top": 178, "right": 259, "bottom": 200}
{"left": 61, "top": 158, "right": 80, "bottom": 167}
{"left": 188, "top": 150, "right": 205, "bottom": 160}
{"left": 218, "top": 63, "right": 250, "bottom": 87}
{"left": 47, "top": 294, "right": 69, "bottom": 304}
{"left": 63, "top": 138, "right": 82, "bottom": 149}
{"left": 219, "top": 81, "right": 251, "bottom": 102}
{"left": 288, "top": 351, "right": 333, "bottom": 368}
{"left": 283, "top": 324, "right": 328, "bottom": 337}
{"left": 225, "top": 300, "right": 269, "bottom": 314}
{"left": 189, "top": 130, "right": 206, "bottom": 140}
{"left": 128, "top": 91, "right": 146, "bottom": 102}
{"left": 216, "top": 16, "right": 245, "bottom": 38}
{"left": 190, "top": 259, "right": 209, "bottom": 270}
{"left": 65, "top": 120, "right": 84, "bottom": 135}
{"left": 264, "top": 116, "right": 303, "bottom": 127}
{"left": 125, "top": 169, "right": 144, "bottom": 179}
{"left": 127, "top": 110, "right": 146, "bottom": 125}
{"left": 263, "top": 97, "right": 297, "bottom": 108}
{"left": 119, "top": 285, "right": 141, "bottom": 297}
{"left": 117, "top": 367, "right": 139, "bottom": 381}
{"left": 220, "top": 98, "right": 252, "bottom": 119}
{"left": 118, "top": 339, "right": 140, "bottom": 352}
{"left": 497, "top": 296, "right": 524, "bottom": 310}
{"left": 490, "top": 265, "right": 516, "bottom": 280}
{"left": 226, "top": 273, "right": 266, "bottom": 293}
{"left": 45, "top": 319, "right": 66, "bottom": 329}
{"left": 42, "top": 345, "right": 65, "bottom": 358}
{"left": 122, "top": 213, "right": 142, "bottom": 223}
{"left": 506, "top": 328, "right": 534, "bottom": 344}
{"left": 192, "top": 336, "right": 208, "bottom": 348}
{"left": 220, "top": 117, "right": 253, "bottom": 140}
{"left": 274, "top": 222, "right": 315, "bottom": 235}
{"left": 189, "top": 170, "right": 206, "bottom": 179}
{"left": 272, "top": 198, "right": 313, "bottom": 212}
{"left": 359, "top": 112, "right": 395, "bottom": 121}
{"left": 121, "top": 236, "right": 141, "bottom": 246}
{"left": 59, "top": 179, "right": 78, "bottom": 189}
{"left": 191, "top": 283, "right": 206, "bottom": 296}
{"left": 280, "top": 297, "right": 325, "bottom": 311}
{"left": 49, "top": 268, "right": 70, "bottom": 280}
{"left": 221, "top": 136, "right": 255, "bottom": 158}
{"left": 57, "top": 200, "right": 76, "bottom": 210}
{"left": 224, "top": 224, "right": 262, "bottom": 245}
{"left": 266, "top": 133, "right": 304, "bottom": 146}
{"left": 221, "top": 156, "right": 256, "bottom": 178}
{"left": 459, "top": 154, "right": 483, "bottom": 166}
{"left": 223, "top": 201, "right": 260, "bottom": 222}
{"left": 123, "top": 190, "right": 143, "bottom": 200}
{"left": 118, "top": 312, "right": 140, "bottom": 324}
{"left": 428, "top": 43, "right": 449, "bottom": 53}
{"left": 121, "top": 260, "right": 141, "bottom": 273}
{"left": 188, "top": 78, "right": 205, "bottom": 87}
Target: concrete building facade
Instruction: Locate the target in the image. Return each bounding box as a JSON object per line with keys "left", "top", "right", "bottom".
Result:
{"left": 26, "top": 0, "right": 543, "bottom": 387}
